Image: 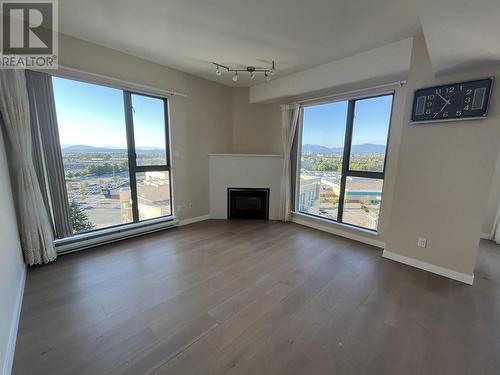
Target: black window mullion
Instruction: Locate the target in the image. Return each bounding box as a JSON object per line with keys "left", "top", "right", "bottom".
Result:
{"left": 123, "top": 91, "right": 140, "bottom": 222}
{"left": 337, "top": 100, "right": 355, "bottom": 223}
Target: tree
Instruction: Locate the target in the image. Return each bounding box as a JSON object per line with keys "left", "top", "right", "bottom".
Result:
{"left": 68, "top": 198, "right": 94, "bottom": 233}
{"left": 79, "top": 182, "right": 89, "bottom": 198}
{"left": 112, "top": 176, "right": 121, "bottom": 186}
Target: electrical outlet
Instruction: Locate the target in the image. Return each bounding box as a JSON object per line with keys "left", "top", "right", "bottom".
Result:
{"left": 417, "top": 237, "right": 427, "bottom": 248}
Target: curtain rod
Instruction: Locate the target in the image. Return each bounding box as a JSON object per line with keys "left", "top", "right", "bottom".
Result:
{"left": 291, "top": 80, "right": 407, "bottom": 105}
{"left": 32, "top": 65, "right": 188, "bottom": 98}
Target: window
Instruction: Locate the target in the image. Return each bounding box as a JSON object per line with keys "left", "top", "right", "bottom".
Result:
{"left": 52, "top": 76, "right": 172, "bottom": 235}
{"left": 296, "top": 94, "right": 393, "bottom": 231}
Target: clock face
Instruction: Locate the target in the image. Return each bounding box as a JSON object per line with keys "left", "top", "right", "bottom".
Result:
{"left": 411, "top": 78, "right": 493, "bottom": 123}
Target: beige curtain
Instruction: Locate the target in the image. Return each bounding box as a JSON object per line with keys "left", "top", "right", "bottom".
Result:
{"left": 0, "top": 70, "right": 56, "bottom": 265}
{"left": 279, "top": 104, "right": 300, "bottom": 222}
{"left": 26, "top": 70, "right": 73, "bottom": 239}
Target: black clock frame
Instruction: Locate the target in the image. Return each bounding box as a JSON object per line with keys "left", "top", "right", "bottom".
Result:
{"left": 411, "top": 78, "right": 493, "bottom": 123}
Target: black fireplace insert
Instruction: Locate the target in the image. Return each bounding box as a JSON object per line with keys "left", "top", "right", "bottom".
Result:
{"left": 227, "top": 188, "right": 270, "bottom": 219}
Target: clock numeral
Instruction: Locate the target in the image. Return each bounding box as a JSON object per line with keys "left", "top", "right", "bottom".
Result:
{"left": 446, "top": 87, "right": 455, "bottom": 93}
{"left": 425, "top": 109, "right": 431, "bottom": 115}
{"left": 426, "top": 94, "right": 435, "bottom": 100}
{"left": 443, "top": 112, "right": 449, "bottom": 118}
{"left": 464, "top": 96, "right": 471, "bottom": 103}
{"left": 464, "top": 105, "right": 470, "bottom": 111}
{"left": 465, "top": 89, "right": 473, "bottom": 95}
{"left": 456, "top": 110, "right": 462, "bottom": 116}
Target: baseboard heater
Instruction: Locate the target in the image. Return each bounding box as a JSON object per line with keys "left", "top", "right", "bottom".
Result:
{"left": 55, "top": 216, "right": 180, "bottom": 255}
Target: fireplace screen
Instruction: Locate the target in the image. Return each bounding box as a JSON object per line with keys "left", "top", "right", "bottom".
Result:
{"left": 227, "top": 188, "right": 269, "bottom": 219}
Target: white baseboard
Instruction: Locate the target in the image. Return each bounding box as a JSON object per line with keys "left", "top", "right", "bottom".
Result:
{"left": 382, "top": 250, "right": 474, "bottom": 285}
{"left": 291, "top": 214, "right": 385, "bottom": 249}
{"left": 179, "top": 214, "right": 211, "bottom": 226}
{"left": 2, "top": 266, "right": 26, "bottom": 375}
{"left": 480, "top": 232, "right": 490, "bottom": 240}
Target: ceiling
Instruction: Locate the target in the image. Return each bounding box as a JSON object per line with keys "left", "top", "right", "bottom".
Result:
{"left": 58, "top": 0, "right": 500, "bottom": 87}
{"left": 58, "top": 0, "right": 420, "bottom": 87}
{"left": 418, "top": 0, "right": 500, "bottom": 75}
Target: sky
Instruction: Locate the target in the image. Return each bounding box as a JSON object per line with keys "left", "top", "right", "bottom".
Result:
{"left": 53, "top": 76, "right": 391, "bottom": 149}
{"left": 52, "top": 77, "right": 166, "bottom": 149}
{"left": 302, "top": 95, "right": 393, "bottom": 148}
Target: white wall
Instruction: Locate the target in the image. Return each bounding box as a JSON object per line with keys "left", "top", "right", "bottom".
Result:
{"left": 0, "top": 130, "right": 25, "bottom": 375}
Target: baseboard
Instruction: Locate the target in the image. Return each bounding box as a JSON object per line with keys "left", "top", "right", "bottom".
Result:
{"left": 2, "top": 265, "right": 26, "bottom": 375}
{"left": 480, "top": 232, "right": 490, "bottom": 240}
{"left": 179, "top": 214, "right": 211, "bottom": 226}
{"left": 382, "top": 250, "right": 474, "bottom": 285}
{"left": 291, "top": 214, "right": 385, "bottom": 249}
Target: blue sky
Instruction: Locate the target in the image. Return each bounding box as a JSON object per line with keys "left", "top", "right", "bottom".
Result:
{"left": 302, "top": 95, "right": 392, "bottom": 147}
{"left": 53, "top": 76, "right": 391, "bottom": 149}
{"left": 52, "top": 77, "right": 166, "bottom": 148}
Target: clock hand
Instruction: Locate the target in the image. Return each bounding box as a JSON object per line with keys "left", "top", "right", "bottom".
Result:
{"left": 437, "top": 93, "right": 451, "bottom": 105}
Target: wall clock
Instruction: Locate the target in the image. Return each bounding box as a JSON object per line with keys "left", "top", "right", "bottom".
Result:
{"left": 411, "top": 78, "right": 493, "bottom": 123}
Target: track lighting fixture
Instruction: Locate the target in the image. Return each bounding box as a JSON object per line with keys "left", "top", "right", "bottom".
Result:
{"left": 212, "top": 61, "right": 276, "bottom": 82}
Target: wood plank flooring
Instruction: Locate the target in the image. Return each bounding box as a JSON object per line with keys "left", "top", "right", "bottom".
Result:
{"left": 12, "top": 219, "right": 500, "bottom": 374}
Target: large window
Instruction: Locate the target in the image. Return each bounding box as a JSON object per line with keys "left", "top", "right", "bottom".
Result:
{"left": 53, "top": 76, "right": 172, "bottom": 235}
{"left": 297, "top": 94, "right": 393, "bottom": 231}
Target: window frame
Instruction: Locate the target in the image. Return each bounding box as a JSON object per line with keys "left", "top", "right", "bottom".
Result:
{"left": 295, "top": 92, "right": 394, "bottom": 232}
{"left": 50, "top": 73, "right": 174, "bottom": 237}
{"left": 124, "top": 91, "right": 172, "bottom": 222}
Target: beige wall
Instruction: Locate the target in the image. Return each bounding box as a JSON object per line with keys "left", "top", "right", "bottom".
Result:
{"left": 0, "top": 130, "right": 25, "bottom": 374}
{"left": 58, "top": 33, "right": 233, "bottom": 220}
{"left": 284, "top": 34, "right": 500, "bottom": 278}
{"left": 230, "top": 88, "right": 282, "bottom": 154}
{"left": 483, "top": 150, "right": 500, "bottom": 235}
{"left": 385, "top": 35, "right": 500, "bottom": 276}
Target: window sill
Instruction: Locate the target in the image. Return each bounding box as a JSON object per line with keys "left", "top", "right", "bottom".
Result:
{"left": 55, "top": 216, "right": 179, "bottom": 254}
{"left": 291, "top": 211, "right": 379, "bottom": 235}
{"left": 291, "top": 211, "right": 385, "bottom": 249}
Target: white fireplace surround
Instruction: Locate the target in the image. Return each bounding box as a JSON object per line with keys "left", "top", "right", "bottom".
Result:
{"left": 209, "top": 154, "right": 283, "bottom": 220}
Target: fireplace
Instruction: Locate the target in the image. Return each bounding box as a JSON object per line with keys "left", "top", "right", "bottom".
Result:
{"left": 227, "top": 188, "right": 270, "bottom": 219}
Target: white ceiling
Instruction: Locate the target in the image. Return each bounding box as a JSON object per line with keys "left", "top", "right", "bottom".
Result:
{"left": 58, "top": 0, "right": 419, "bottom": 87}
{"left": 418, "top": 0, "right": 500, "bottom": 75}
{"left": 58, "top": 0, "right": 500, "bottom": 87}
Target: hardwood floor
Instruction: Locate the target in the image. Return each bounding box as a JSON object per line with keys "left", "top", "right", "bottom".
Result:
{"left": 12, "top": 220, "right": 500, "bottom": 374}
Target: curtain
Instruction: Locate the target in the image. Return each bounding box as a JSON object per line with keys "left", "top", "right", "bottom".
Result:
{"left": 0, "top": 70, "right": 56, "bottom": 265}
{"left": 26, "top": 70, "right": 72, "bottom": 239}
{"left": 490, "top": 204, "right": 500, "bottom": 244}
{"left": 279, "top": 104, "right": 300, "bottom": 222}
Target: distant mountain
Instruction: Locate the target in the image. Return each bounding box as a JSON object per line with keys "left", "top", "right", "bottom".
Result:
{"left": 62, "top": 145, "right": 126, "bottom": 153}
{"left": 62, "top": 145, "right": 164, "bottom": 153}
{"left": 302, "top": 143, "right": 385, "bottom": 154}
